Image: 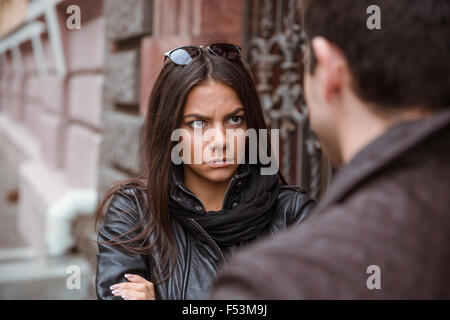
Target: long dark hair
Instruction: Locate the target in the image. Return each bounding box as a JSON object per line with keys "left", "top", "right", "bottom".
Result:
{"left": 94, "top": 47, "right": 286, "bottom": 285}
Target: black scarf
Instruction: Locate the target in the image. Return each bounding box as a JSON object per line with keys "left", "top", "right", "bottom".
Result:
{"left": 168, "top": 164, "right": 280, "bottom": 247}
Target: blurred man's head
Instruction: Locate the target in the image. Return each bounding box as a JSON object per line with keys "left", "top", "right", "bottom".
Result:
{"left": 303, "top": 0, "right": 450, "bottom": 167}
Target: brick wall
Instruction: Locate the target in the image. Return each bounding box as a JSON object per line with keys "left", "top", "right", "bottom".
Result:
{"left": 98, "top": 0, "right": 153, "bottom": 198}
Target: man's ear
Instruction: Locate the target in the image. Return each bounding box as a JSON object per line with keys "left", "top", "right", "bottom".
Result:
{"left": 311, "top": 37, "right": 346, "bottom": 103}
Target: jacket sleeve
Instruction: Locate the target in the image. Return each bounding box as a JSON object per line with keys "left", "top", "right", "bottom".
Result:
{"left": 95, "top": 189, "right": 152, "bottom": 300}
{"left": 290, "top": 189, "right": 315, "bottom": 227}
{"left": 279, "top": 186, "right": 316, "bottom": 228}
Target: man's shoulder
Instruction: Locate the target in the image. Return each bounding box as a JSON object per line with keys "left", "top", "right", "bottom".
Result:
{"left": 210, "top": 201, "right": 384, "bottom": 299}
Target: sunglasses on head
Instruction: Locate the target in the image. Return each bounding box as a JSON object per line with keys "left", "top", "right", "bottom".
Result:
{"left": 164, "top": 43, "right": 242, "bottom": 66}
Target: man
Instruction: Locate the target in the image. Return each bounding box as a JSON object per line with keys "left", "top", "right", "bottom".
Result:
{"left": 210, "top": 0, "right": 450, "bottom": 299}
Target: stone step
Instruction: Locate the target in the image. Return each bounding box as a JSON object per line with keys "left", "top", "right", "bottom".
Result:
{"left": 0, "top": 251, "right": 96, "bottom": 299}
{"left": 0, "top": 247, "right": 36, "bottom": 263}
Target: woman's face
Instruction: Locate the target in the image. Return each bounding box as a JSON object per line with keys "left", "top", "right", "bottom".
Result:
{"left": 179, "top": 80, "right": 248, "bottom": 183}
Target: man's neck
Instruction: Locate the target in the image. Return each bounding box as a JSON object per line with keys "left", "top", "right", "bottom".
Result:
{"left": 338, "top": 100, "right": 434, "bottom": 165}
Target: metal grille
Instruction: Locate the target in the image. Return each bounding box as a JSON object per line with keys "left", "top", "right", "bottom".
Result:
{"left": 244, "top": 0, "right": 331, "bottom": 200}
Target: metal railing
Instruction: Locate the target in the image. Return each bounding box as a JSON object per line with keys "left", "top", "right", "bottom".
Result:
{"left": 244, "top": 0, "right": 331, "bottom": 200}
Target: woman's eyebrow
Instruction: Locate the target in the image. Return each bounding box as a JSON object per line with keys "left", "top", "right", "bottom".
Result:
{"left": 183, "top": 108, "right": 245, "bottom": 120}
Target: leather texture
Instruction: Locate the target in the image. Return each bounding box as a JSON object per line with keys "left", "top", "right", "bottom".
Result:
{"left": 96, "top": 165, "right": 315, "bottom": 300}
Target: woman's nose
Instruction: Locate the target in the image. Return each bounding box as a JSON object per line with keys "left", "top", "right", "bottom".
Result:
{"left": 206, "top": 126, "right": 228, "bottom": 151}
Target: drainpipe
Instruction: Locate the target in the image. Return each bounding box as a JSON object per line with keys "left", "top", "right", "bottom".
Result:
{"left": 45, "top": 189, "right": 98, "bottom": 256}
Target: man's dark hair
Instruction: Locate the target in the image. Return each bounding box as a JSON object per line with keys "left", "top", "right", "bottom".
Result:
{"left": 303, "top": 0, "right": 450, "bottom": 111}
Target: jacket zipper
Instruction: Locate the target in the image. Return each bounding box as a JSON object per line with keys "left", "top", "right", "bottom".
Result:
{"left": 188, "top": 218, "right": 226, "bottom": 264}
{"left": 177, "top": 178, "right": 236, "bottom": 211}
{"left": 177, "top": 184, "right": 206, "bottom": 211}
{"left": 176, "top": 182, "right": 233, "bottom": 263}
{"left": 220, "top": 176, "right": 236, "bottom": 210}
{"left": 181, "top": 233, "right": 191, "bottom": 299}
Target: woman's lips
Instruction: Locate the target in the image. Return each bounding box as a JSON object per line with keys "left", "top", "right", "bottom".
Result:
{"left": 205, "top": 158, "right": 235, "bottom": 168}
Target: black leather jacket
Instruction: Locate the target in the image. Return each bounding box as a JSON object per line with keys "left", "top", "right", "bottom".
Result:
{"left": 96, "top": 166, "right": 315, "bottom": 300}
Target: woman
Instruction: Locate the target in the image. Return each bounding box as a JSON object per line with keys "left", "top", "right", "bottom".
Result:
{"left": 95, "top": 43, "right": 315, "bottom": 300}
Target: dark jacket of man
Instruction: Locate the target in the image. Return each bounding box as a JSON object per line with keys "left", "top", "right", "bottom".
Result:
{"left": 210, "top": 109, "right": 450, "bottom": 299}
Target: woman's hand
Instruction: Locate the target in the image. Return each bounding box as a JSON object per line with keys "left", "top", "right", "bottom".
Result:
{"left": 110, "top": 274, "right": 155, "bottom": 300}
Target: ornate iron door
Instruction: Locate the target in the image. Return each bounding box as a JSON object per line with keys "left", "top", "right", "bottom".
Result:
{"left": 244, "top": 0, "right": 331, "bottom": 200}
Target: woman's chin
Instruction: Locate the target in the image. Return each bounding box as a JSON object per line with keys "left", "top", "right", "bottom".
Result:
{"left": 201, "top": 165, "right": 238, "bottom": 183}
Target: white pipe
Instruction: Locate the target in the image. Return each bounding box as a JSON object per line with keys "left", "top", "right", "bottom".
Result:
{"left": 44, "top": 3, "right": 66, "bottom": 77}
{"left": 31, "top": 34, "right": 48, "bottom": 76}
{"left": 45, "top": 189, "right": 98, "bottom": 257}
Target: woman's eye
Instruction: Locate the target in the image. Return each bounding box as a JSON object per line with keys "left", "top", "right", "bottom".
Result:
{"left": 228, "top": 115, "right": 243, "bottom": 125}
{"left": 189, "top": 120, "right": 206, "bottom": 129}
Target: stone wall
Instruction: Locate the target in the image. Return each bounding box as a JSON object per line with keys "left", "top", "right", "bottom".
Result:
{"left": 97, "top": 0, "right": 153, "bottom": 200}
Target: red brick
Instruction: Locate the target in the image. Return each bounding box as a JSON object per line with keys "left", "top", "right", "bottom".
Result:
{"left": 65, "top": 124, "right": 101, "bottom": 188}
{"left": 23, "top": 102, "right": 42, "bottom": 137}
{"left": 67, "top": 17, "right": 105, "bottom": 72}
{"left": 3, "top": 93, "right": 18, "bottom": 120}
{"left": 153, "top": 0, "right": 180, "bottom": 36}
{"left": 42, "top": 75, "right": 66, "bottom": 114}
{"left": 68, "top": 74, "right": 104, "bottom": 128}
{"left": 139, "top": 35, "right": 192, "bottom": 115}
{"left": 39, "top": 112, "right": 64, "bottom": 169}
{"left": 25, "top": 76, "right": 44, "bottom": 104}
{"left": 198, "top": 0, "right": 244, "bottom": 44}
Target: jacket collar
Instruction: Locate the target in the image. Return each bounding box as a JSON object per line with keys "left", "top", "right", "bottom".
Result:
{"left": 170, "top": 163, "right": 253, "bottom": 210}
{"left": 314, "top": 108, "right": 450, "bottom": 213}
